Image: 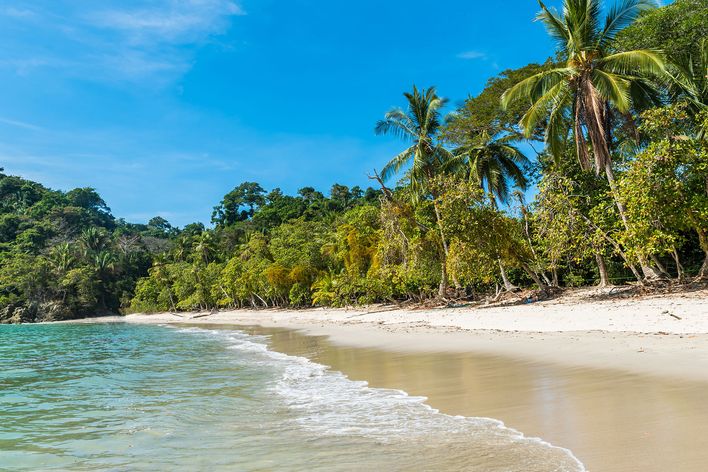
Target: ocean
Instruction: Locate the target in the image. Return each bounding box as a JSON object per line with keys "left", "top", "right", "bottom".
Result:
{"left": 0, "top": 323, "right": 585, "bottom": 471}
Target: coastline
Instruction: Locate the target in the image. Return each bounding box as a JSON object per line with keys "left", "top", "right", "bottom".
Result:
{"left": 88, "top": 286, "right": 708, "bottom": 382}
{"left": 60, "top": 286, "right": 708, "bottom": 472}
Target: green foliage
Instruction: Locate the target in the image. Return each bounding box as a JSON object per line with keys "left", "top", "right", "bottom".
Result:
{"left": 6, "top": 0, "right": 708, "bottom": 322}
{"left": 0, "top": 171, "right": 172, "bottom": 323}
{"left": 443, "top": 61, "right": 558, "bottom": 141}
{"left": 615, "top": 0, "right": 708, "bottom": 60}
{"left": 619, "top": 104, "right": 708, "bottom": 264}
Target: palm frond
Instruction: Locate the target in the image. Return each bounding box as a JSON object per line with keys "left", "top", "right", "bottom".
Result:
{"left": 501, "top": 68, "right": 574, "bottom": 109}
{"left": 518, "top": 81, "right": 570, "bottom": 137}
{"left": 545, "top": 96, "right": 572, "bottom": 160}
{"left": 598, "top": 49, "right": 665, "bottom": 77}
{"left": 374, "top": 115, "right": 417, "bottom": 141}
{"left": 598, "top": 0, "right": 656, "bottom": 48}
{"left": 498, "top": 153, "right": 530, "bottom": 191}
{"left": 380, "top": 146, "right": 415, "bottom": 182}
{"left": 591, "top": 69, "right": 631, "bottom": 112}
{"left": 536, "top": 0, "right": 571, "bottom": 47}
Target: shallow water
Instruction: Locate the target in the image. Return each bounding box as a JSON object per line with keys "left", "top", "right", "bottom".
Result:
{"left": 0, "top": 323, "right": 584, "bottom": 471}
{"left": 245, "top": 325, "right": 708, "bottom": 472}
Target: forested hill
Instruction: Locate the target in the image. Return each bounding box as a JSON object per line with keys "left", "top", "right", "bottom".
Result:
{"left": 0, "top": 172, "right": 386, "bottom": 322}
{"left": 0, "top": 170, "right": 175, "bottom": 322}
{"left": 2, "top": 0, "right": 708, "bottom": 323}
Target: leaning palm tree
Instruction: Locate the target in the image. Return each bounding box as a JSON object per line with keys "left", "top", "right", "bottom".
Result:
{"left": 374, "top": 85, "right": 455, "bottom": 297}
{"left": 501, "top": 0, "right": 666, "bottom": 279}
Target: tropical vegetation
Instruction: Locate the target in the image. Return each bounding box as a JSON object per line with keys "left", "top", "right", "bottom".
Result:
{"left": 1, "top": 0, "right": 706, "bottom": 322}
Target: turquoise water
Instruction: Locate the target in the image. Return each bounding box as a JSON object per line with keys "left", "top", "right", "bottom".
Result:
{"left": 0, "top": 323, "right": 585, "bottom": 471}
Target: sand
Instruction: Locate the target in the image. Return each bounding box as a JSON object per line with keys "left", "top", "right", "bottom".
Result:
{"left": 101, "top": 286, "right": 708, "bottom": 381}
{"left": 241, "top": 325, "right": 708, "bottom": 472}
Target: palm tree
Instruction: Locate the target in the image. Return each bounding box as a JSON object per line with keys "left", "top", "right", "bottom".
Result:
{"left": 450, "top": 130, "right": 530, "bottom": 205}
{"left": 375, "top": 85, "right": 455, "bottom": 297}
{"left": 447, "top": 129, "right": 531, "bottom": 291}
{"left": 375, "top": 86, "right": 454, "bottom": 198}
{"left": 192, "top": 232, "right": 216, "bottom": 265}
{"left": 49, "top": 243, "right": 76, "bottom": 273}
{"left": 79, "top": 227, "right": 109, "bottom": 255}
{"left": 501, "top": 0, "right": 666, "bottom": 279}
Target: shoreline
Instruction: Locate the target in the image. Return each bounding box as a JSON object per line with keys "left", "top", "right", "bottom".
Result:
{"left": 54, "top": 287, "right": 708, "bottom": 472}
{"left": 82, "top": 286, "right": 708, "bottom": 382}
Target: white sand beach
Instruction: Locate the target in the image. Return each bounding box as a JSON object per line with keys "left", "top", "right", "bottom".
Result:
{"left": 100, "top": 286, "right": 708, "bottom": 382}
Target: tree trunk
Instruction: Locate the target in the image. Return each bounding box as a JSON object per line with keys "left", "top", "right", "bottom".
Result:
{"left": 671, "top": 248, "right": 685, "bottom": 281}
{"left": 552, "top": 267, "right": 559, "bottom": 287}
{"left": 521, "top": 262, "right": 546, "bottom": 292}
{"left": 604, "top": 161, "right": 661, "bottom": 281}
{"left": 578, "top": 212, "right": 643, "bottom": 283}
{"left": 699, "top": 255, "right": 708, "bottom": 280}
{"left": 432, "top": 200, "right": 458, "bottom": 292}
{"left": 595, "top": 253, "right": 610, "bottom": 287}
{"left": 498, "top": 259, "right": 517, "bottom": 291}
{"left": 651, "top": 255, "right": 671, "bottom": 279}
{"left": 168, "top": 291, "right": 176, "bottom": 312}
{"left": 439, "top": 263, "right": 448, "bottom": 299}
{"left": 695, "top": 228, "right": 708, "bottom": 280}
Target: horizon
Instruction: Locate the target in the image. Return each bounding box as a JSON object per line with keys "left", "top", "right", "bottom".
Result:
{"left": 0, "top": 1, "right": 558, "bottom": 226}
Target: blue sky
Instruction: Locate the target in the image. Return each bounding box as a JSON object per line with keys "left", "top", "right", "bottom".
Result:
{"left": 0, "top": 0, "right": 557, "bottom": 226}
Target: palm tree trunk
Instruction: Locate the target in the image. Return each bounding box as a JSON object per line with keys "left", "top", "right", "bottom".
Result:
{"left": 603, "top": 161, "right": 661, "bottom": 281}
{"left": 498, "top": 259, "right": 517, "bottom": 291}
{"left": 596, "top": 253, "right": 610, "bottom": 287}
{"left": 432, "top": 200, "right": 457, "bottom": 295}
{"left": 671, "top": 248, "right": 685, "bottom": 280}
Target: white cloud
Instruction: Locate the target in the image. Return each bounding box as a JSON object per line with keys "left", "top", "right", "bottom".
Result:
{"left": 457, "top": 50, "right": 486, "bottom": 60}
{"left": 0, "top": 117, "right": 43, "bottom": 131}
{"left": 0, "top": 1, "right": 246, "bottom": 83}
{"left": 89, "top": 0, "right": 246, "bottom": 44}
{"left": 0, "top": 7, "right": 35, "bottom": 18}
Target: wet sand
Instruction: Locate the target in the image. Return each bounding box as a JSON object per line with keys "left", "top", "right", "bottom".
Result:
{"left": 240, "top": 325, "right": 708, "bottom": 472}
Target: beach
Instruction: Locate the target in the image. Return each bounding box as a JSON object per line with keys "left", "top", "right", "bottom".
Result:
{"left": 113, "top": 286, "right": 708, "bottom": 381}
{"left": 82, "top": 286, "right": 708, "bottom": 471}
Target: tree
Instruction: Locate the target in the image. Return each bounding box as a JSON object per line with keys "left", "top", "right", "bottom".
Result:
{"left": 443, "top": 61, "right": 558, "bottom": 142}
{"left": 375, "top": 85, "right": 455, "bottom": 296}
{"left": 619, "top": 104, "right": 708, "bottom": 278}
{"left": 66, "top": 187, "right": 114, "bottom": 228}
{"left": 502, "top": 0, "right": 666, "bottom": 279}
{"left": 614, "top": 0, "right": 708, "bottom": 61}
{"left": 211, "top": 182, "right": 266, "bottom": 227}
{"left": 147, "top": 216, "right": 174, "bottom": 236}
{"left": 449, "top": 130, "right": 529, "bottom": 204}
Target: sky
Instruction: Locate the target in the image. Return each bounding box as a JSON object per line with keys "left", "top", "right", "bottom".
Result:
{"left": 0, "top": 0, "right": 558, "bottom": 226}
